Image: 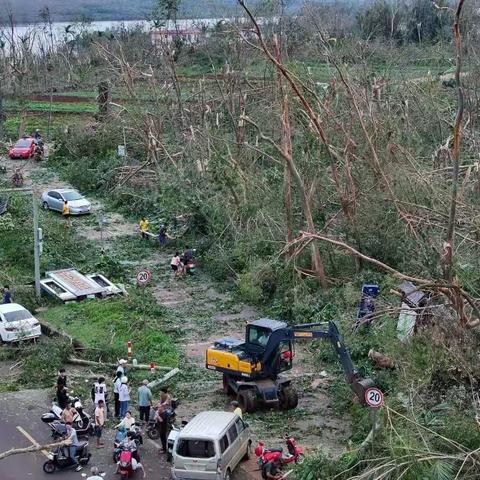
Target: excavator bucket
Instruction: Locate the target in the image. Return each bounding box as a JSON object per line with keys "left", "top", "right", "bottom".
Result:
{"left": 350, "top": 376, "right": 375, "bottom": 404}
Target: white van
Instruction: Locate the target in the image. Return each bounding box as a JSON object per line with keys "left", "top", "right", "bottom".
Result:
{"left": 171, "top": 411, "right": 251, "bottom": 480}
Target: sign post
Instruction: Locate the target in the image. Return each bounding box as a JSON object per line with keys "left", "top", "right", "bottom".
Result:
{"left": 365, "top": 387, "right": 384, "bottom": 448}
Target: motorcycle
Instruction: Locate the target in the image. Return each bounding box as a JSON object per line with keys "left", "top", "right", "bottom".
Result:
{"left": 113, "top": 426, "right": 143, "bottom": 462}
{"left": 43, "top": 440, "right": 91, "bottom": 474}
{"left": 146, "top": 398, "right": 178, "bottom": 440}
{"left": 117, "top": 449, "right": 134, "bottom": 480}
{"left": 42, "top": 398, "right": 94, "bottom": 437}
{"left": 255, "top": 434, "right": 305, "bottom": 467}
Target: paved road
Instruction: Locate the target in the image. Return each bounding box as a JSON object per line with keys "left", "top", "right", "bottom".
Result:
{"left": 0, "top": 389, "right": 171, "bottom": 479}
{"left": 0, "top": 388, "right": 257, "bottom": 480}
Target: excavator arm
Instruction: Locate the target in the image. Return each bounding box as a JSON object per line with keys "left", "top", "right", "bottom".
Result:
{"left": 290, "top": 321, "right": 374, "bottom": 404}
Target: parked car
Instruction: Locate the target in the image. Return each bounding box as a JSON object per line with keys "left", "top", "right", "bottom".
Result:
{"left": 41, "top": 189, "right": 91, "bottom": 215}
{"left": 171, "top": 411, "right": 251, "bottom": 480}
{"left": 8, "top": 137, "right": 36, "bottom": 159}
{"left": 0, "top": 303, "right": 42, "bottom": 342}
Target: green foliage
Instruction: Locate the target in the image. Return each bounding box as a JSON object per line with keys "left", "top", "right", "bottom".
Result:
{"left": 40, "top": 294, "right": 178, "bottom": 366}
{"left": 19, "top": 338, "right": 73, "bottom": 387}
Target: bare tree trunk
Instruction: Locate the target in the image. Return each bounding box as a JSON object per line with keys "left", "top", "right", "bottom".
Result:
{"left": 444, "top": 0, "right": 466, "bottom": 281}
{"left": 97, "top": 81, "right": 109, "bottom": 119}
{"left": 274, "top": 36, "right": 294, "bottom": 257}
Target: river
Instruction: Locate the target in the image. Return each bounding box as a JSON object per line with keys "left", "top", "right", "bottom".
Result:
{"left": 0, "top": 18, "right": 225, "bottom": 53}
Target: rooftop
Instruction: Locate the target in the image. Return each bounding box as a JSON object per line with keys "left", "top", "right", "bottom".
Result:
{"left": 180, "top": 411, "right": 236, "bottom": 438}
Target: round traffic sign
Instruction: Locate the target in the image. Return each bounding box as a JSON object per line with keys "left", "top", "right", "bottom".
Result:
{"left": 365, "top": 387, "right": 384, "bottom": 408}
{"left": 136, "top": 269, "right": 152, "bottom": 285}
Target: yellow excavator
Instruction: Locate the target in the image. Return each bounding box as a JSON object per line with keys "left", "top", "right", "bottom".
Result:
{"left": 206, "top": 318, "right": 374, "bottom": 412}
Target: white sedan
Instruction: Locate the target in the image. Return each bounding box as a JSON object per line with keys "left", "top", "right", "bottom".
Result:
{"left": 41, "top": 188, "right": 91, "bottom": 215}
{"left": 0, "top": 303, "right": 42, "bottom": 342}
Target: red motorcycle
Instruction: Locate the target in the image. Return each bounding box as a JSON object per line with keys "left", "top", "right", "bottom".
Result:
{"left": 255, "top": 434, "right": 305, "bottom": 467}
{"left": 118, "top": 450, "right": 134, "bottom": 479}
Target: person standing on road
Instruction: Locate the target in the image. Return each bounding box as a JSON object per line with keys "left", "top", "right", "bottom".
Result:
{"left": 118, "top": 376, "right": 130, "bottom": 418}
{"left": 116, "top": 359, "right": 127, "bottom": 376}
{"left": 170, "top": 252, "right": 183, "bottom": 278}
{"left": 94, "top": 399, "right": 105, "bottom": 449}
{"left": 139, "top": 217, "right": 150, "bottom": 240}
{"left": 92, "top": 377, "right": 107, "bottom": 417}
{"left": 57, "top": 368, "right": 67, "bottom": 390}
{"left": 155, "top": 388, "right": 172, "bottom": 453}
{"left": 113, "top": 370, "right": 123, "bottom": 419}
{"left": 2, "top": 285, "right": 12, "bottom": 304}
{"left": 137, "top": 379, "right": 153, "bottom": 425}
{"left": 56, "top": 368, "right": 68, "bottom": 409}
{"left": 65, "top": 423, "right": 83, "bottom": 471}
{"left": 158, "top": 225, "right": 170, "bottom": 247}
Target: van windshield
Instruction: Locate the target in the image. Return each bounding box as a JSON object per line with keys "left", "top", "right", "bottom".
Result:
{"left": 177, "top": 439, "right": 215, "bottom": 458}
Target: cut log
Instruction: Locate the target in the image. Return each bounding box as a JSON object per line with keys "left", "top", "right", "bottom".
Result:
{"left": 68, "top": 357, "right": 172, "bottom": 371}
{"left": 368, "top": 349, "right": 395, "bottom": 369}
{"left": 147, "top": 367, "right": 180, "bottom": 389}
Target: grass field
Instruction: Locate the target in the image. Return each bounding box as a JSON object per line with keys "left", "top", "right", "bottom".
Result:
{"left": 41, "top": 296, "right": 179, "bottom": 366}
{"left": 6, "top": 100, "right": 96, "bottom": 114}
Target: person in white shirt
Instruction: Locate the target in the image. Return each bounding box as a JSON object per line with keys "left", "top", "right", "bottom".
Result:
{"left": 92, "top": 377, "right": 107, "bottom": 417}
{"left": 116, "top": 410, "right": 136, "bottom": 430}
{"left": 118, "top": 376, "right": 130, "bottom": 418}
{"left": 116, "top": 359, "right": 127, "bottom": 376}
{"left": 113, "top": 371, "right": 122, "bottom": 419}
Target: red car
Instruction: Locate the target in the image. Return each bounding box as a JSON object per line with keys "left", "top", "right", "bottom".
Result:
{"left": 9, "top": 137, "right": 36, "bottom": 159}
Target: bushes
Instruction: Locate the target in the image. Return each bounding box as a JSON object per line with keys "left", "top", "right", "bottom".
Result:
{"left": 19, "top": 339, "right": 73, "bottom": 387}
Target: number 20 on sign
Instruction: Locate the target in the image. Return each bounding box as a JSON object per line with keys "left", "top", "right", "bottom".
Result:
{"left": 365, "top": 387, "right": 384, "bottom": 408}
{"left": 136, "top": 269, "right": 152, "bottom": 285}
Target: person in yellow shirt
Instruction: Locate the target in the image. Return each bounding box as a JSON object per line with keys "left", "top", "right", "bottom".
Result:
{"left": 62, "top": 201, "right": 70, "bottom": 227}
{"left": 231, "top": 400, "right": 243, "bottom": 419}
{"left": 139, "top": 217, "right": 149, "bottom": 240}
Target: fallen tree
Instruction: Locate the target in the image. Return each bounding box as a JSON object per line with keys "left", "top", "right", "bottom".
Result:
{"left": 0, "top": 439, "right": 71, "bottom": 461}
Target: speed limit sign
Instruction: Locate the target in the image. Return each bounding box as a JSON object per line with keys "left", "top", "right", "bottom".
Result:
{"left": 365, "top": 387, "right": 384, "bottom": 408}
{"left": 136, "top": 269, "right": 152, "bottom": 285}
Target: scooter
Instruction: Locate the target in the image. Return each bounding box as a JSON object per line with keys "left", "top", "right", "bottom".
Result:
{"left": 146, "top": 399, "right": 178, "bottom": 440}
{"left": 255, "top": 434, "right": 305, "bottom": 467}
{"left": 113, "top": 426, "right": 143, "bottom": 462}
{"left": 43, "top": 441, "right": 91, "bottom": 473}
{"left": 42, "top": 398, "right": 94, "bottom": 437}
{"left": 118, "top": 449, "right": 134, "bottom": 480}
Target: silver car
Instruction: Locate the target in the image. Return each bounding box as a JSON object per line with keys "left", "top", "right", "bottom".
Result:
{"left": 172, "top": 411, "right": 251, "bottom": 480}
{"left": 41, "top": 188, "right": 91, "bottom": 215}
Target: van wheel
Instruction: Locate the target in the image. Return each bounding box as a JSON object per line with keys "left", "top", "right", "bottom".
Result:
{"left": 238, "top": 389, "right": 257, "bottom": 413}
{"left": 224, "top": 468, "right": 232, "bottom": 480}
{"left": 243, "top": 441, "right": 252, "bottom": 460}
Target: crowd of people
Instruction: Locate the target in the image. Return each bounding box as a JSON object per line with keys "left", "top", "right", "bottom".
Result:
{"left": 53, "top": 360, "right": 178, "bottom": 477}
{"left": 137, "top": 217, "right": 196, "bottom": 278}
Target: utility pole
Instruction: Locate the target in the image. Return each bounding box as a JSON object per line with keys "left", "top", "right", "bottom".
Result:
{"left": 0, "top": 187, "right": 41, "bottom": 299}
{"left": 32, "top": 193, "right": 41, "bottom": 298}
